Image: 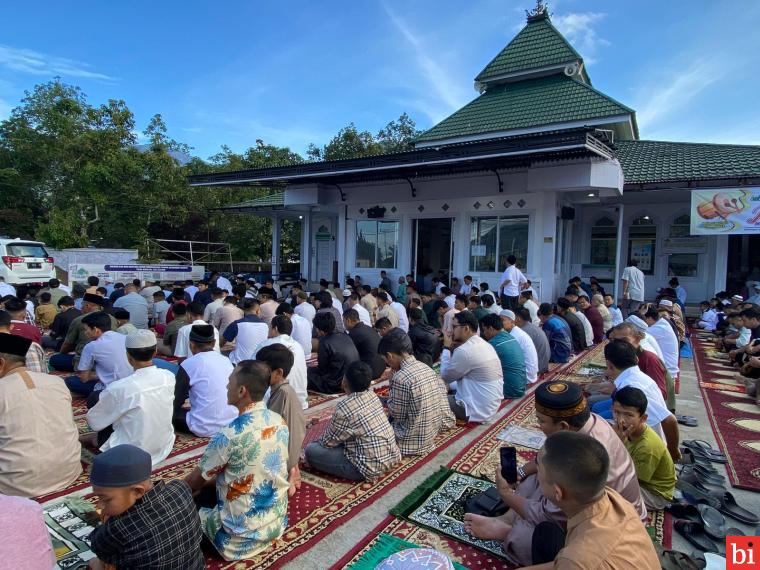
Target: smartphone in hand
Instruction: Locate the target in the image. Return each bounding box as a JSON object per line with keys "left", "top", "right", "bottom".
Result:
{"left": 500, "top": 446, "right": 518, "bottom": 484}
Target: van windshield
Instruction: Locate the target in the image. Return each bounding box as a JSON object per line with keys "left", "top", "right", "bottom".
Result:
{"left": 6, "top": 243, "right": 49, "bottom": 258}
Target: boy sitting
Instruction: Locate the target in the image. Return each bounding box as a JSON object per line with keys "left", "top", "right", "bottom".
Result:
{"left": 305, "top": 361, "right": 401, "bottom": 481}
{"left": 612, "top": 386, "right": 676, "bottom": 510}
{"left": 88, "top": 444, "right": 204, "bottom": 569}
{"left": 35, "top": 291, "right": 57, "bottom": 330}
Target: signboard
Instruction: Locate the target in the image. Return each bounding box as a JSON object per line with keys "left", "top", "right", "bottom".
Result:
{"left": 68, "top": 264, "right": 205, "bottom": 284}
{"left": 691, "top": 188, "right": 760, "bottom": 234}
{"left": 629, "top": 239, "right": 653, "bottom": 272}
{"left": 470, "top": 244, "right": 487, "bottom": 256}
{"left": 662, "top": 237, "right": 707, "bottom": 254}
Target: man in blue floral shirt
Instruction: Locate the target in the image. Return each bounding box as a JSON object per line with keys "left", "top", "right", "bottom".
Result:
{"left": 185, "top": 359, "right": 295, "bottom": 561}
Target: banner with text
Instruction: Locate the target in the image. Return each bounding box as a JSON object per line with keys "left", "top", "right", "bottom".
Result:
{"left": 68, "top": 264, "right": 205, "bottom": 284}
{"left": 691, "top": 188, "right": 760, "bottom": 234}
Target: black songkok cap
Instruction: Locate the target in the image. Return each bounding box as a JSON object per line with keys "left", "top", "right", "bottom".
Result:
{"left": 83, "top": 293, "right": 105, "bottom": 306}
{"left": 113, "top": 309, "right": 130, "bottom": 320}
{"left": 535, "top": 380, "right": 586, "bottom": 419}
{"left": 90, "top": 444, "right": 151, "bottom": 487}
{"left": 0, "top": 332, "right": 32, "bottom": 356}
{"left": 258, "top": 286, "right": 277, "bottom": 299}
{"left": 189, "top": 324, "right": 215, "bottom": 344}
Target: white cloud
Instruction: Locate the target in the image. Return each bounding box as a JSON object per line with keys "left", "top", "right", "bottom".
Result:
{"left": 552, "top": 12, "right": 609, "bottom": 65}
{"left": 635, "top": 58, "right": 725, "bottom": 134}
{"left": 381, "top": 3, "right": 471, "bottom": 123}
{"left": 0, "top": 44, "right": 116, "bottom": 83}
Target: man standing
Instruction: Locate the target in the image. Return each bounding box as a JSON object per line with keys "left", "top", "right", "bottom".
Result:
{"left": 86, "top": 330, "right": 176, "bottom": 465}
{"left": 185, "top": 360, "right": 291, "bottom": 561}
{"left": 621, "top": 259, "right": 645, "bottom": 316}
{"left": 113, "top": 283, "right": 149, "bottom": 330}
{"left": 378, "top": 329, "right": 455, "bottom": 455}
{"left": 498, "top": 255, "right": 526, "bottom": 311}
{"left": 0, "top": 333, "right": 82, "bottom": 498}
{"left": 440, "top": 311, "right": 503, "bottom": 422}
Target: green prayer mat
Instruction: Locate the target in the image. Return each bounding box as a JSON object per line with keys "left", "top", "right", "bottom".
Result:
{"left": 390, "top": 467, "right": 505, "bottom": 558}
{"left": 44, "top": 498, "right": 100, "bottom": 569}
{"left": 346, "top": 533, "right": 469, "bottom": 570}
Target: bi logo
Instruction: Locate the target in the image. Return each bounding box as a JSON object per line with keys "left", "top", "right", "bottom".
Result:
{"left": 728, "top": 537, "right": 758, "bottom": 569}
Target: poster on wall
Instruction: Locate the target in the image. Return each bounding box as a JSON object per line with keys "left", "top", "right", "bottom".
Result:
{"left": 691, "top": 188, "right": 760, "bottom": 234}
{"left": 629, "top": 240, "right": 653, "bottom": 271}
{"left": 68, "top": 264, "right": 205, "bottom": 284}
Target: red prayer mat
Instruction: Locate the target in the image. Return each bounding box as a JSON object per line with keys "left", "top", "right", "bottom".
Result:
{"left": 691, "top": 336, "right": 760, "bottom": 492}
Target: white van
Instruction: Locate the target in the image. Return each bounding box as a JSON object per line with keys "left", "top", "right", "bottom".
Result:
{"left": 0, "top": 238, "right": 56, "bottom": 286}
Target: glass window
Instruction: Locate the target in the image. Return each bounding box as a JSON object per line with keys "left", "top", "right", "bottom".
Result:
{"left": 668, "top": 253, "right": 698, "bottom": 277}
{"left": 355, "top": 220, "right": 399, "bottom": 268}
{"left": 469, "top": 216, "right": 529, "bottom": 272}
{"left": 670, "top": 214, "right": 691, "bottom": 238}
{"left": 590, "top": 216, "right": 616, "bottom": 266}
{"left": 6, "top": 243, "right": 49, "bottom": 258}
{"left": 628, "top": 215, "right": 656, "bottom": 275}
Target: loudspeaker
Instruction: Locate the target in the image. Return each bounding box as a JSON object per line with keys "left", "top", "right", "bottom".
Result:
{"left": 561, "top": 207, "right": 575, "bottom": 220}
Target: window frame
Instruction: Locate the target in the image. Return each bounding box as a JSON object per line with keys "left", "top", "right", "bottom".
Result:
{"left": 354, "top": 219, "right": 400, "bottom": 269}
{"left": 469, "top": 214, "right": 530, "bottom": 273}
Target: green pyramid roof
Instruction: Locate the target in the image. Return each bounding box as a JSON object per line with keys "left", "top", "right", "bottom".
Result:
{"left": 416, "top": 74, "right": 634, "bottom": 145}
{"left": 475, "top": 13, "right": 584, "bottom": 85}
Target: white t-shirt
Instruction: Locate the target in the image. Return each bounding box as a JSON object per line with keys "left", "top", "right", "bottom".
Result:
{"left": 254, "top": 334, "right": 308, "bottom": 410}
{"left": 331, "top": 296, "right": 344, "bottom": 315}
{"left": 351, "top": 302, "right": 372, "bottom": 327}
{"left": 294, "top": 301, "right": 316, "bottom": 323}
{"left": 440, "top": 335, "right": 503, "bottom": 422}
{"left": 444, "top": 294, "right": 456, "bottom": 309}
{"left": 390, "top": 301, "right": 409, "bottom": 332}
{"left": 621, "top": 265, "right": 645, "bottom": 302}
{"left": 523, "top": 299, "right": 540, "bottom": 325}
{"left": 216, "top": 276, "right": 233, "bottom": 294}
{"left": 203, "top": 299, "right": 224, "bottom": 322}
{"left": 226, "top": 317, "right": 269, "bottom": 365}
{"left": 180, "top": 351, "right": 238, "bottom": 437}
{"left": 698, "top": 309, "right": 718, "bottom": 331}
{"left": 648, "top": 318, "right": 680, "bottom": 378}
{"left": 609, "top": 305, "right": 624, "bottom": 327}
{"left": 500, "top": 265, "right": 526, "bottom": 297}
{"left": 290, "top": 313, "right": 313, "bottom": 357}
{"left": 113, "top": 292, "right": 149, "bottom": 330}
{"left": 508, "top": 325, "right": 539, "bottom": 384}
{"left": 86, "top": 366, "right": 176, "bottom": 465}
{"left": 614, "top": 366, "right": 672, "bottom": 439}
{"left": 174, "top": 319, "right": 220, "bottom": 358}
{"left": 641, "top": 332, "right": 664, "bottom": 362}
{"left": 78, "top": 331, "right": 133, "bottom": 388}
{"left": 574, "top": 311, "right": 594, "bottom": 347}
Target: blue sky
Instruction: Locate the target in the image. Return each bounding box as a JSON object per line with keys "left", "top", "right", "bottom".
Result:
{"left": 1, "top": 0, "right": 759, "bottom": 160}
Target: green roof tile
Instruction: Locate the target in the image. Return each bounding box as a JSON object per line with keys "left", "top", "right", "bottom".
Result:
{"left": 416, "top": 75, "right": 633, "bottom": 144}
{"left": 617, "top": 140, "right": 760, "bottom": 185}
{"left": 223, "top": 191, "right": 284, "bottom": 210}
{"left": 476, "top": 15, "right": 583, "bottom": 83}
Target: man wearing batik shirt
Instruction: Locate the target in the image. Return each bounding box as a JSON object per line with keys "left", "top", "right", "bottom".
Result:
{"left": 378, "top": 329, "right": 455, "bottom": 455}
{"left": 305, "top": 361, "right": 401, "bottom": 480}
{"left": 185, "top": 360, "right": 292, "bottom": 562}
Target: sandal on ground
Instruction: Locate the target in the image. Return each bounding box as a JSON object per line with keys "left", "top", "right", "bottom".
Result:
{"left": 677, "top": 479, "right": 726, "bottom": 503}
{"left": 682, "top": 440, "right": 728, "bottom": 464}
{"left": 678, "top": 465, "right": 727, "bottom": 489}
{"left": 667, "top": 501, "right": 701, "bottom": 521}
{"left": 697, "top": 504, "right": 727, "bottom": 540}
{"left": 709, "top": 491, "right": 760, "bottom": 525}
{"left": 679, "top": 449, "right": 719, "bottom": 470}
{"left": 674, "top": 520, "right": 720, "bottom": 553}
{"left": 677, "top": 415, "right": 699, "bottom": 427}
{"left": 656, "top": 546, "right": 705, "bottom": 570}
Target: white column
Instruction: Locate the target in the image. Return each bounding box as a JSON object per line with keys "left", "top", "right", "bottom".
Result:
{"left": 337, "top": 207, "right": 347, "bottom": 284}
{"left": 714, "top": 235, "right": 729, "bottom": 293}
{"left": 271, "top": 214, "right": 281, "bottom": 279}
{"left": 613, "top": 204, "right": 625, "bottom": 301}
{"left": 537, "top": 192, "right": 557, "bottom": 302}
{"left": 300, "top": 210, "right": 312, "bottom": 282}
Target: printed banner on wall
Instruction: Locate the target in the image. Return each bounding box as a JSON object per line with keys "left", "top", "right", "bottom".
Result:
{"left": 691, "top": 188, "right": 760, "bottom": 234}
{"left": 68, "top": 264, "right": 205, "bottom": 284}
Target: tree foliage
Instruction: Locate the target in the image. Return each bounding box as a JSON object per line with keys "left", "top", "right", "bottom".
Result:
{"left": 0, "top": 79, "right": 420, "bottom": 270}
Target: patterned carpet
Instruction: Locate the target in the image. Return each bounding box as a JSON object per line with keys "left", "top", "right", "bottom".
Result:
{"left": 691, "top": 335, "right": 760, "bottom": 492}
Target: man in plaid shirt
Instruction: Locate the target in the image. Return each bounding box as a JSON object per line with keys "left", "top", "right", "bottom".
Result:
{"left": 305, "top": 361, "right": 400, "bottom": 480}
{"left": 378, "top": 328, "right": 455, "bottom": 455}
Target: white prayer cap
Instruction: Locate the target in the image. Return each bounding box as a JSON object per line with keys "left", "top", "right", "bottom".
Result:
{"left": 343, "top": 289, "right": 352, "bottom": 297}
{"left": 732, "top": 294, "right": 744, "bottom": 301}
{"left": 500, "top": 309, "right": 516, "bottom": 320}
{"left": 658, "top": 299, "right": 673, "bottom": 307}
{"left": 125, "top": 330, "right": 157, "bottom": 349}
{"left": 625, "top": 315, "right": 648, "bottom": 332}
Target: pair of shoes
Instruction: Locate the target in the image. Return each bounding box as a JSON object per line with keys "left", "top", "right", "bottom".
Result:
{"left": 677, "top": 464, "right": 725, "bottom": 487}
{"left": 656, "top": 545, "right": 705, "bottom": 570}
{"left": 682, "top": 440, "right": 727, "bottom": 463}
{"left": 677, "top": 415, "right": 699, "bottom": 427}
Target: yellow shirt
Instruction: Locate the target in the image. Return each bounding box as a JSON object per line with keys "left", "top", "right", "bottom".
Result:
{"left": 35, "top": 303, "right": 58, "bottom": 329}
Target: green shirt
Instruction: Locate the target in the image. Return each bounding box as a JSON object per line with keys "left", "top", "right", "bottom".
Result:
{"left": 625, "top": 425, "right": 676, "bottom": 500}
